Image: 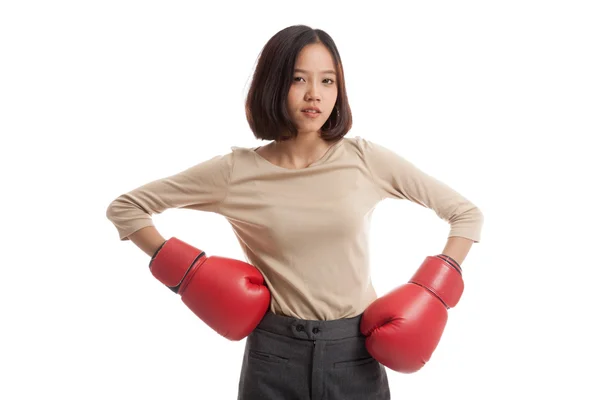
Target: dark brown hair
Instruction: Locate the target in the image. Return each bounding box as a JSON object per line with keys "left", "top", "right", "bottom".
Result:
{"left": 245, "top": 25, "right": 352, "bottom": 143}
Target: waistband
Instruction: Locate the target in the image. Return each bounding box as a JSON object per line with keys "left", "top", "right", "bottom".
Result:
{"left": 255, "top": 311, "right": 365, "bottom": 341}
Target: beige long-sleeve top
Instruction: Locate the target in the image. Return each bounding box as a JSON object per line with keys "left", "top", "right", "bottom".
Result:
{"left": 106, "top": 136, "right": 484, "bottom": 321}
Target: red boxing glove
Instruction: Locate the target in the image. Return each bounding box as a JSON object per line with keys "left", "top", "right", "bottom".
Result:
{"left": 360, "top": 254, "right": 463, "bottom": 373}
{"left": 149, "top": 237, "right": 271, "bottom": 341}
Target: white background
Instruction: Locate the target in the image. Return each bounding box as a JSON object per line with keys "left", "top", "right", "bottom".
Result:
{"left": 2, "top": 1, "right": 599, "bottom": 398}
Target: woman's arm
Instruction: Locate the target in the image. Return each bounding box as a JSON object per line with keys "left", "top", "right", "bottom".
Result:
{"left": 127, "top": 226, "right": 167, "bottom": 258}
{"left": 440, "top": 236, "right": 474, "bottom": 266}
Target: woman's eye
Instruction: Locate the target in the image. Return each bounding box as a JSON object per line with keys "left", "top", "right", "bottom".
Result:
{"left": 293, "top": 77, "right": 335, "bottom": 84}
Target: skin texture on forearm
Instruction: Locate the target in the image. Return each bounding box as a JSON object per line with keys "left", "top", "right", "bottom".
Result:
{"left": 127, "top": 226, "right": 167, "bottom": 257}
{"left": 441, "top": 236, "right": 474, "bottom": 266}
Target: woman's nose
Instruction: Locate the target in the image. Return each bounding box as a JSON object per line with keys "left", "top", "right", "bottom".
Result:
{"left": 305, "top": 82, "right": 321, "bottom": 101}
{"left": 305, "top": 86, "right": 321, "bottom": 102}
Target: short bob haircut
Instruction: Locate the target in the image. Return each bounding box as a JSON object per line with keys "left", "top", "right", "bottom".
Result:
{"left": 245, "top": 25, "right": 352, "bottom": 143}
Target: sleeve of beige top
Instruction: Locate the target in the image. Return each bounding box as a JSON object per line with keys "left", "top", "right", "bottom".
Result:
{"left": 106, "top": 152, "right": 234, "bottom": 241}
{"left": 359, "top": 137, "right": 483, "bottom": 243}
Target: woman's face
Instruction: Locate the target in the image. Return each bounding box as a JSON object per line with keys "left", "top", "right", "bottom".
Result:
{"left": 286, "top": 43, "right": 338, "bottom": 135}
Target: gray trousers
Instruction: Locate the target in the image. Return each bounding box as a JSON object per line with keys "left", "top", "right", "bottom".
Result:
{"left": 237, "top": 311, "right": 391, "bottom": 400}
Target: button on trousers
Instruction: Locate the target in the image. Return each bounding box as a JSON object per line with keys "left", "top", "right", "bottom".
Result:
{"left": 237, "top": 311, "right": 391, "bottom": 400}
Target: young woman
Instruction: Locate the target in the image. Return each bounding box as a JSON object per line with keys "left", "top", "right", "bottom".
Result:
{"left": 106, "top": 24, "right": 483, "bottom": 400}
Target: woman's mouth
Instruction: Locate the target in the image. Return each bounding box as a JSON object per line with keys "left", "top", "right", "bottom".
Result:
{"left": 301, "top": 108, "right": 321, "bottom": 118}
